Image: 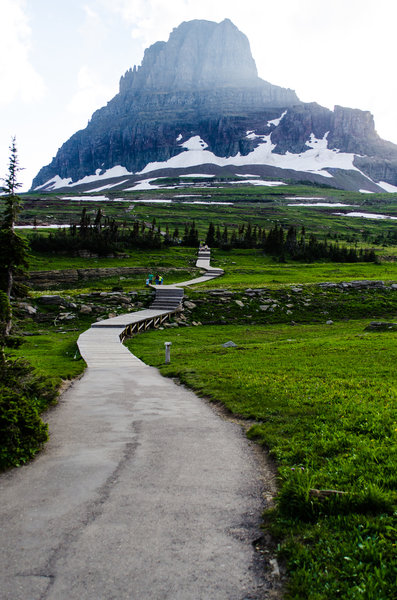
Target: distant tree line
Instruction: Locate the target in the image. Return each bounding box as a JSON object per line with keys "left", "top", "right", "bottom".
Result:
{"left": 205, "top": 222, "right": 377, "bottom": 263}
{"left": 30, "top": 209, "right": 199, "bottom": 254}
{"left": 29, "top": 209, "right": 376, "bottom": 263}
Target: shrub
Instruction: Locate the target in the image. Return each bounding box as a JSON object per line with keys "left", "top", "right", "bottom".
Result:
{"left": 0, "top": 355, "right": 57, "bottom": 470}
{"left": 0, "top": 388, "right": 48, "bottom": 469}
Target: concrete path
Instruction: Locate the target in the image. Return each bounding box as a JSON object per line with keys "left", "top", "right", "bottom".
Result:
{"left": 0, "top": 249, "right": 272, "bottom": 600}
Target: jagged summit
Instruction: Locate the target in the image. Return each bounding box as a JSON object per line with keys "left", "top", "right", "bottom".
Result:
{"left": 31, "top": 19, "right": 397, "bottom": 193}
{"left": 120, "top": 19, "right": 260, "bottom": 92}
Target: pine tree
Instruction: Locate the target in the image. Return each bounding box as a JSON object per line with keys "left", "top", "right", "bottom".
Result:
{"left": 215, "top": 225, "right": 221, "bottom": 246}
{"left": 0, "top": 138, "right": 28, "bottom": 335}
{"left": 94, "top": 208, "right": 103, "bottom": 232}
{"left": 205, "top": 222, "right": 215, "bottom": 246}
{"left": 172, "top": 227, "right": 179, "bottom": 242}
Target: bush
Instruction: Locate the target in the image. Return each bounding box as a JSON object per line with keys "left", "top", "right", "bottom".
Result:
{"left": 0, "top": 388, "right": 48, "bottom": 469}
{"left": 0, "top": 356, "right": 57, "bottom": 470}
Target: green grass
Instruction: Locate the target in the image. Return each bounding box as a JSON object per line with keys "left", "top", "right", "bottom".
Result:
{"left": 28, "top": 269, "right": 198, "bottom": 295}
{"left": 10, "top": 315, "right": 89, "bottom": 384}
{"left": 125, "top": 321, "right": 397, "bottom": 599}
{"left": 198, "top": 249, "right": 397, "bottom": 289}
{"left": 27, "top": 246, "right": 197, "bottom": 271}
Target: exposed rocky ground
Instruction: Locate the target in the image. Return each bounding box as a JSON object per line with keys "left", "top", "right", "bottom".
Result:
{"left": 178, "top": 281, "right": 397, "bottom": 328}
{"left": 15, "top": 280, "right": 397, "bottom": 337}
{"left": 15, "top": 289, "right": 154, "bottom": 333}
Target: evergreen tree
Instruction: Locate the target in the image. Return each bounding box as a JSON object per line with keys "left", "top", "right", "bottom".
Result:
{"left": 79, "top": 207, "right": 90, "bottom": 236}
{"left": 172, "top": 227, "right": 179, "bottom": 242}
{"left": 205, "top": 222, "right": 215, "bottom": 246}
{"left": 0, "top": 138, "right": 28, "bottom": 335}
{"left": 94, "top": 208, "right": 103, "bottom": 232}
{"left": 215, "top": 225, "right": 221, "bottom": 246}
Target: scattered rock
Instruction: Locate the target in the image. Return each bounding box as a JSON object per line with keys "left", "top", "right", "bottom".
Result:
{"left": 222, "top": 341, "right": 237, "bottom": 348}
{"left": 184, "top": 301, "right": 197, "bottom": 309}
{"left": 326, "top": 320, "right": 334, "bottom": 325}
{"left": 79, "top": 305, "right": 93, "bottom": 314}
{"left": 18, "top": 302, "right": 37, "bottom": 315}
{"left": 37, "top": 295, "right": 67, "bottom": 306}
{"left": 269, "top": 558, "right": 280, "bottom": 577}
{"left": 235, "top": 300, "right": 244, "bottom": 307}
{"left": 365, "top": 321, "right": 397, "bottom": 331}
{"left": 58, "top": 312, "right": 76, "bottom": 321}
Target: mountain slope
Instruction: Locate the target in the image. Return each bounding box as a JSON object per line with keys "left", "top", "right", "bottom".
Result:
{"left": 31, "top": 19, "right": 397, "bottom": 194}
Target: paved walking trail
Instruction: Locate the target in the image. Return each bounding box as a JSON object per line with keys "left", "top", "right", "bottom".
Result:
{"left": 0, "top": 250, "right": 274, "bottom": 600}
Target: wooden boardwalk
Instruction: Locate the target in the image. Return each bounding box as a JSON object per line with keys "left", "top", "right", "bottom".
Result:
{"left": 78, "top": 247, "right": 224, "bottom": 366}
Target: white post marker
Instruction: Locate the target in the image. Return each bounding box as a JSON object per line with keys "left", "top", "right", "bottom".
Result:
{"left": 165, "top": 341, "right": 172, "bottom": 364}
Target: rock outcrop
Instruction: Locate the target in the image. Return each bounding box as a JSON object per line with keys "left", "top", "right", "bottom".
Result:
{"left": 31, "top": 19, "right": 397, "bottom": 193}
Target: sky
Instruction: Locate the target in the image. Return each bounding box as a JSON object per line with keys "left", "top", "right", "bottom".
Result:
{"left": 1, "top": 0, "right": 397, "bottom": 191}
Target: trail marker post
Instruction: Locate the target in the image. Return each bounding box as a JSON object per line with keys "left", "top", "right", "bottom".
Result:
{"left": 165, "top": 342, "right": 172, "bottom": 364}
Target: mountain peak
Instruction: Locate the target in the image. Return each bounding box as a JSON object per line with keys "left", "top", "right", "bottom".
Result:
{"left": 120, "top": 18, "right": 260, "bottom": 93}
{"left": 32, "top": 19, "right": 397, "bottom": 194}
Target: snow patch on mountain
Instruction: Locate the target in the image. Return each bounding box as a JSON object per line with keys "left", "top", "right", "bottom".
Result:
{"left": 334, "top": 211, "right": 397, "bottom": 220}
{"left": 35, "top": 175, "right": 73, "bottom": 190}
{"left": 267, "top": 110, "right": 287, "bottom": 127}
{"left": 87, "top": 180, "right": 130, "bottom": 192}
{"left": 138, "top": 133, "right": 360, "bottom": 179}
{"left": 68, "top": 166, "right": 132, "bottom": 187}
{"left": 231, "top": 179, "right": 286, "bottom": 186}
{"left": 125, "top": 179, "right": 162, "bottom": 191}
{"left": 182, "top": 136, "right": 209, "bottom": 150}
{"left": 35, "top": 166, "right": 133, "bottom": 191}
{"left": 378, "top": 181, "right": 397, "bottom": 193}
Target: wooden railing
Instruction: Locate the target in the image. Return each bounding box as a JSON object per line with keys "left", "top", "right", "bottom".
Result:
{"left": 119, "top": 313, "right": 172, "bottom": 342}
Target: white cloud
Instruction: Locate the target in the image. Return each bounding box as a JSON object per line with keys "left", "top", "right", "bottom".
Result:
{"left": 80, "top": 4, "right": 109, "bottom": 48}
{"left": 0, "top": 0, "right": 46, "bottom": 105}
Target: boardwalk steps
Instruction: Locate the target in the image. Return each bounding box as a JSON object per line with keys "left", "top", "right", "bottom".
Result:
{"left": 148, "top": 286, "right": 184, "bottom": 310}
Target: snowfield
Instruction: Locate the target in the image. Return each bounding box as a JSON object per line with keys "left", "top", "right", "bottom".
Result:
{"left": 35, "top": 166, "right": 133, "bottom": 191}
{"left": 288, "top": 202, "right": 358, "bottom": 207}
{"left": 138, "top": 132, "right": 361, "bottom": 179}
{"left": 334, "top": 211, "right": 397, "bottom": 220}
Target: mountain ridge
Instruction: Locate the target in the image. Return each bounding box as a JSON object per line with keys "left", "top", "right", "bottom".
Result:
{"left": 31, "top": 19, "right": 397, "bottom": 193}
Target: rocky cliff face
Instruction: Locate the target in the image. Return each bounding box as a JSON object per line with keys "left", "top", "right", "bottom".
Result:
{"left": 120, "top": 19, "right": 260, "bottom": 91}
{"left": 32, "top": 19, "right": 397, "bottom": 192}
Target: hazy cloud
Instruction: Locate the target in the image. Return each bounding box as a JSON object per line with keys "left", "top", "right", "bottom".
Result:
{"left": 0, "top": 0, "right": 46, "bottom": 105}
